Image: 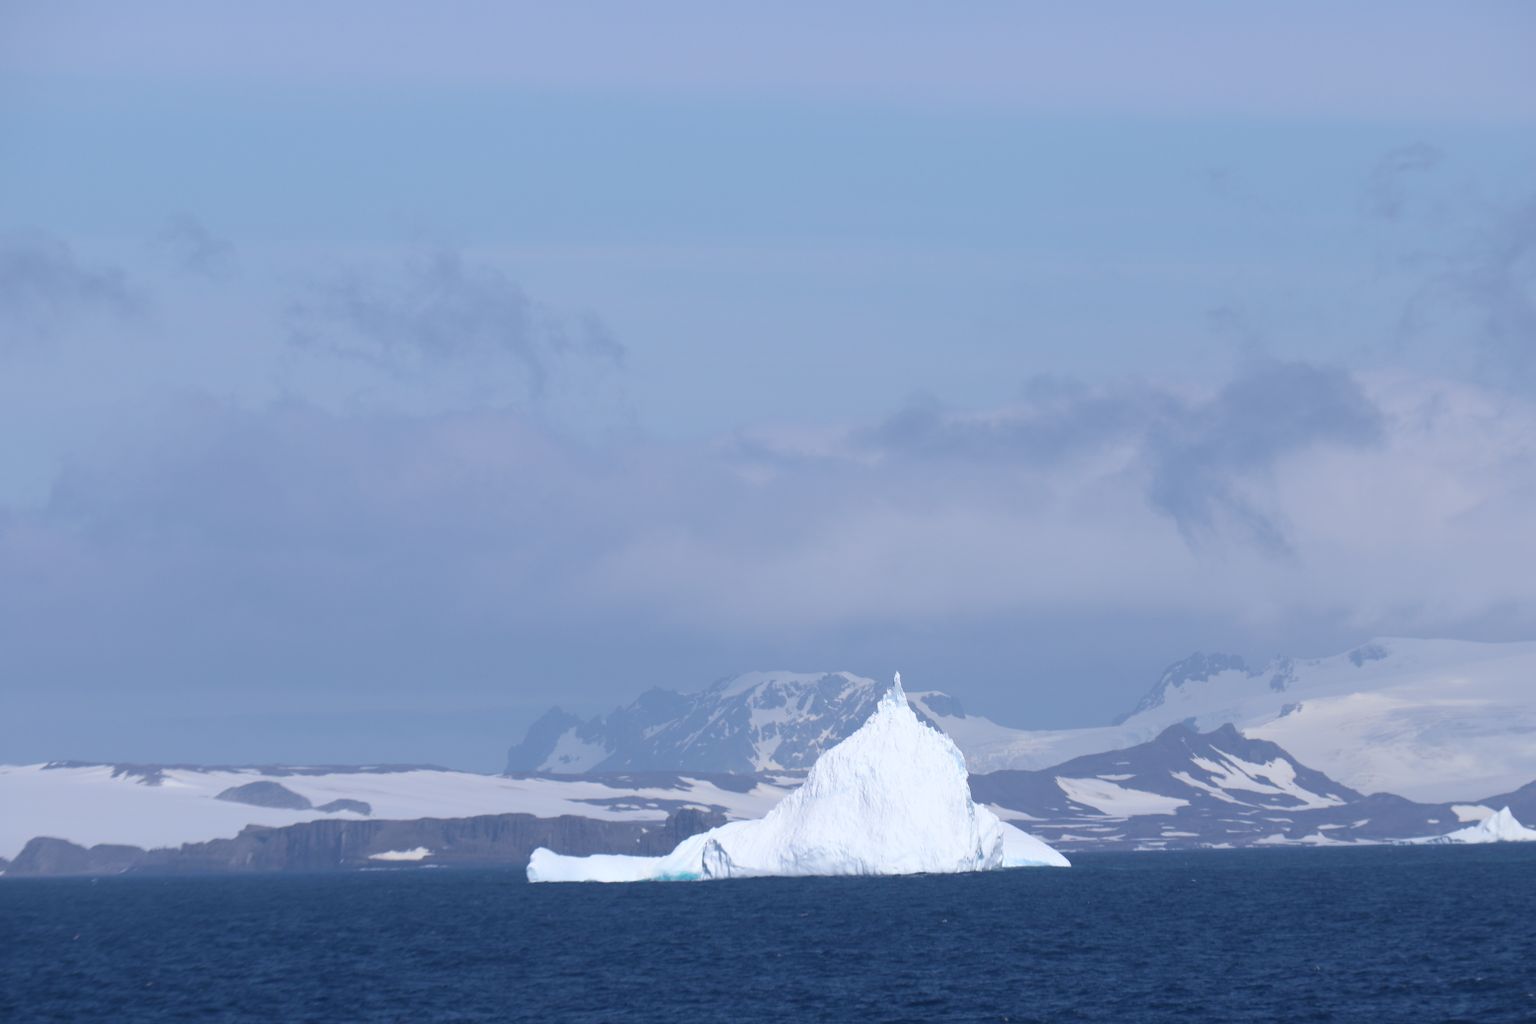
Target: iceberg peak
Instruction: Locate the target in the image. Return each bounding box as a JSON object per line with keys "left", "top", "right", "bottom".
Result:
{"left": 528, "top": 669, "right": 1068, "bottom": 881}
{"left": 1476, "top": 806, "right": 1536, "bottom": 842}
{"left": 1421, "top": 804, "right": 1536, "bottom": 844}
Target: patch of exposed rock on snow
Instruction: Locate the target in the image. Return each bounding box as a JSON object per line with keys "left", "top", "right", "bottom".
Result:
{"left": 527, "top": 674, "right": 1069, "bottom": 882}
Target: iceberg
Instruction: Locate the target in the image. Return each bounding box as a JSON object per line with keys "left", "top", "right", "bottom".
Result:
{"left": 527, "top": 673, "right": 1069, "bottom": 882}
{"left": 1423, "top": 806, "right": 1536, "bottom": 845}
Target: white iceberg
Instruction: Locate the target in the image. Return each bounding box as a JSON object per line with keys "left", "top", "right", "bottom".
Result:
{"left": 1422, "top": 806, "right": 1536, "bottom": 845}
{"left": 527, "top": 674, "right": 1069, "bottom": 882}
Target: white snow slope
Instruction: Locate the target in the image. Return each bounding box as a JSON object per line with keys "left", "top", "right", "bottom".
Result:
{"left": 0, "top": 764, "right": 794, "bottom": 861}
{"left": 955, "top": 638, "right": 1536, "bottom": 803}
{"left": 527, "top": 675, "right": 1069, "bottom": 882}
{"left": 1415, "top": 806, "right": 1536, "bottom": 845}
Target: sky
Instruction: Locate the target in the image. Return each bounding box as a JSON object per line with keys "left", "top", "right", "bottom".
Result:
{"left": 2, "top": 2, "right": 1535, "bottom": 770}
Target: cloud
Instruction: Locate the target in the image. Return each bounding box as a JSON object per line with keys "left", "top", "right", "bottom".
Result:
{"left": 286, "top": 248, "right": 625, "bottom": 399}
{"left": 156, "top": 214, "right": 236, "bottom": 278}
{"left": 1363, "top": 143, "right": 1443, "bottom": 222}
{"left": 3, "top": 367, "right": 1535, "bottom": 763}
{"left": 1450, "top": 197, "right": 1536, "bottom": 386}
{"left": 1362, "top": 148, "right": 1535, "bottom": 394}
{"left": 593, "top": 369, "right": 1533, "bottom": 636}
{"left": 1396, "top": 192, "right": 1536, "bottom": 391}
{"left": 1142, "top": 361, "right": 1383, "bottom": 552}
{"left": 0, "top": 232, "right": 142, "bottom": 350}
{"left": 856, "top": 377, "right": 1177, "bottom": 466}
{"left": 4, "top": 365, "right": 1477, "bottom": 665}
{"left": 853, "top": 362, "right": 1383, "bottom": 552}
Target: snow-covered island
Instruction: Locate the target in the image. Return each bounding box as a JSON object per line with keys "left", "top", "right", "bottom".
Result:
{"left": 527, "top": 674, "right": 1069, "bottom": 882}
{"left": 9, "top": 644, "right": 1536, "bottom": 876}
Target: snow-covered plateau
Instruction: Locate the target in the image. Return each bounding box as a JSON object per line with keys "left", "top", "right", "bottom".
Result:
{"left": 0, "top": 762, "right": 793, "bottom": 862}
{"left": 527, "top": 675, "right": 1069, "bottom": 882}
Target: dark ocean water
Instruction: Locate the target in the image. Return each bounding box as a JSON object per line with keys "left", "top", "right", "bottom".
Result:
{"left": 3, "top": 845, "right": 1534, "bottom": 1023}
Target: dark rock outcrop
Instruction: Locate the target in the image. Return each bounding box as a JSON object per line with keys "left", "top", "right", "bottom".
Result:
{"left": 2, "top": 807, "right": 727, "bottom": 878}
{"left": 215, "top": 781, "right": 312, "bottom": 809}
{"left": 316, "top": 799, "right": 372, "bottom": 815}
{"left": 8, "top": 837, "right": 149, "bottom": 876}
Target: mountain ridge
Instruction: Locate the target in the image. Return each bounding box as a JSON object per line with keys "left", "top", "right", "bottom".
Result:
{"left": 505, "top": 670, "right": 976, "bottom": 775}
{"left": 506, "top": 638, "right": 1536, "bottom": 801}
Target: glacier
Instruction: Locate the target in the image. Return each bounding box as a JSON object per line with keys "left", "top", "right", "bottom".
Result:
{"left": 527, "top": 674, "right": 1069, "bottom": 882}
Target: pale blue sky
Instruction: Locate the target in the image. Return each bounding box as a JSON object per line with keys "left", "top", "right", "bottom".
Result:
{"left": 2, "top": 3, "right": 1534, "bottom": 768}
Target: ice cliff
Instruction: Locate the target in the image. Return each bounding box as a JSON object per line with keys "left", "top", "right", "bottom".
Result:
{"left": 527, "top": 673, "right": 1069, "bottom": 882}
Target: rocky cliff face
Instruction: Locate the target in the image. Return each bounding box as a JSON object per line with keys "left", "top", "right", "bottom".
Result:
{"left": 5, "top": 838, "right": 147, "bottom": 877}
{"left": 3, "top": 808, "right": 725, "bottom": 878}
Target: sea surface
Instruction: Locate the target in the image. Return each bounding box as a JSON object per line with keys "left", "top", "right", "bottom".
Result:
{"left": 3, "top": 845, "right": 1534, "bottom": 1023}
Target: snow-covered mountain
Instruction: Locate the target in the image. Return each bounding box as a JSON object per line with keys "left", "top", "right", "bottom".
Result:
{"left": 971, "top": 721, "right": 1482, "bottom": 850}
{"left": 964, "top": 638, "right": 1536, "bottom": 802}
{"left": 528, "top": 675, "right": 1066, "bottom": 881}
{"left": 976, "top": 722, "right": 1358, "bottom": 823}
{"left": 508, "top": 640, "right": 1536, "bottom": 802}
{"left": 506, "top": 670, "right": 1017, "bottom": 775}
{"left": 9, "top": 638, "right": 1535, "bottom": 875}
{"left": 4, "top": 718, "right": 1525, "bottom": 874}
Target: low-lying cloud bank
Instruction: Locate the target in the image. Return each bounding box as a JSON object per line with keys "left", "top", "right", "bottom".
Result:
{"left": 3, "top": 357, "right": 1535, "bottom": 765}
{"left": 3, "top": 362, "right": 1532, "bottom": 649}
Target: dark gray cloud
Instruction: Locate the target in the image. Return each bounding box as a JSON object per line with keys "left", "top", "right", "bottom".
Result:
{"left": 857, "top": 378, "right": 1179, "bottom": 466}
{"left": 286, "top": 249, "right": 625, "bottom": 397}
{"left": 857, "top": 362, "right": 1383, "bottom": 552}
{"left": 0, "top": 232, "right": 141, "bottom": 349}
{"left": 156, "top": 214, "right": 236, "bottom": 279}
{"left": 1142, "top": 361, "right": 1383, "bottom": 553}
